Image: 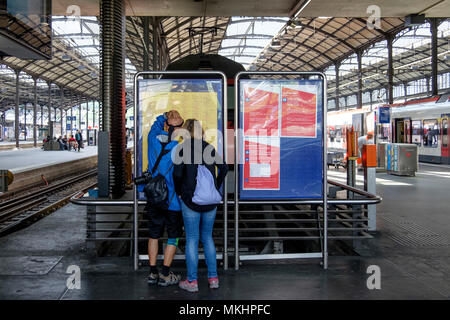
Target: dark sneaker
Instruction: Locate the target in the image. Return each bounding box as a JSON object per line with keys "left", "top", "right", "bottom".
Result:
{"left": 179, "top": 279, "right": 199, "bottom": 292}
{"left": 208, "top": 277, "right": 219, "bottom": 289}
{"left": 157, "top": 271, "right": 181, "bottom": 287}
{"left": 148, "top": 272, "right": 159, "bottom": 285}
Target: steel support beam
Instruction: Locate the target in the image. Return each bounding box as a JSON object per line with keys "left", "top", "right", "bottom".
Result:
{"left": 387, "top": 36, "right": 394, "bottom": 104}
{"left": 143, "top": 16, "right": 150, "bottom": 72}
{"left": 430, "top": 18, "right": 439, "bottom": 96}
{"left": 60, "top": 88, "right": 64, "bottom": 137}
{"left": 152, "top": 17, "right": 159, "bottom": 72}
{"left": 357, "top": 51, "right": 363, "bottom": 109}
{"left": 60, "top": 108, "right": 63, "bottom": 137}
{"left": 70, "top": 107, "right": 73, "bottom": 136}
{"left": 93, "top": 101, "right": 96, "bottom": 129}
{"left": 78, "top": 96, "right": 82, "bottom": 131}
{"left": 403, "top": 82, "right": 408, "bottom": 102}
{"left": 15, "top": 70, "right": 20, "bottom": 148}
{"left": 335, "top": 62, "right": 340, "bottom": 110}
{"left": 86, "top": 99, "right": 89, "bottom": 130}
{"left": 33, "top": 78, "right": 37, "bottom": 147}
{"left": 47, "top": 82, "right": 52, "bottom": 137}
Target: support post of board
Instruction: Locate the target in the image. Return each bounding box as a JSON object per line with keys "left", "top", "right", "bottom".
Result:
{"left": 98, "top": 131, "right": 110, "bottom": 197}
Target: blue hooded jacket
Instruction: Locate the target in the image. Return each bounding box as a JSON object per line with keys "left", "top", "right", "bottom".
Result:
{"left": 140, "top": 114, "right": 181, "bottom": 212}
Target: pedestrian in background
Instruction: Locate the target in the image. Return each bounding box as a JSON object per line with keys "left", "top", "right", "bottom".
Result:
{"left": 75, "top": 130, "right": 82, "bottom": 152}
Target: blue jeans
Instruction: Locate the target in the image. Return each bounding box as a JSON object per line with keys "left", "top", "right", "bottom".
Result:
{"left": 181, "top": 200, "right": 217, "bottom": 282}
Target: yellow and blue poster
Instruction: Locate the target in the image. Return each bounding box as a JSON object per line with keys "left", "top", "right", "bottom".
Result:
{"left": 136, "top": 79, "right": 224, "bottom": 200}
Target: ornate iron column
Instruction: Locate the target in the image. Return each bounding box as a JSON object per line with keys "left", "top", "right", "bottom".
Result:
{"left": 100, "top": 0, "right": 126, "bottom": 198}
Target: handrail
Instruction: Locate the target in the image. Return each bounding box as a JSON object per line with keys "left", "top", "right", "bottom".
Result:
{"left": 70, "top": 179, "right": 382, "bottom": 206}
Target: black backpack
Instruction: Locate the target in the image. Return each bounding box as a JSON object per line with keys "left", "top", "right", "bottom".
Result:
{"left": 143, "top": 143, "right": 174, "bottom": 210}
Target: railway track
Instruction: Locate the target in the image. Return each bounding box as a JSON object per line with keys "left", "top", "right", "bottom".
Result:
{"left": 0, "top": 169, "right": 97, "bottom": 236}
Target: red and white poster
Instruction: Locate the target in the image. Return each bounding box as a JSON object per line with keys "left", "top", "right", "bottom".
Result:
{"left": 243, "top": 84, "right": 279, "bottom": 137}
{"left": 281, "top": 85, "right": 317, "bottom": 137}
{"left": 243, "top": 137, "right": 280, "bottom": 190}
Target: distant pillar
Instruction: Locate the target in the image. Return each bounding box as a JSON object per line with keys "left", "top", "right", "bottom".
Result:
{"left": 86, "top": 100, "right": 89, "bottom": 131}
{"left": 357, "top": 51, "right": 363, "bottom": 109}
{"left": 403, "top": 82, "right": 408, "bottom": 102}
{"left": 92, "top": 101, "right": 96, "bottom": 129}
{"left": 143, "top": 16, "right": 150, "bottom": 72}
{"left": 60, "top": 88, "right": 64, "bottom": 137}
{"left": 24, "top": 103, "right": 27, "bottom": 141}
{"left": 47, "top": 82, "right": 52, "bottom": 137}
{"left": 70, "top": 107, "right": 73, "bottom": 136}
{"left": 335, "top": 61, "right": 340, "bottom": 110}
{"left": 14, "top": 70, "right": 20, "bottom": 148}
{"left": 33, "top": 78, "right": 37, "bottom": 147}
{"left": 387, "top": 36, "right": 394, "bottom": 104}
{"left": 60, "top": 108, "right": 63, "bottom": 137}
{"left": 152, "top": 17, "right": 159, "bottom": 71}
{"left": 430, "top": 18, "right": 439, "bottom": 96}
{"left": 78, "top": 96, "right": 82, "bottom": 132}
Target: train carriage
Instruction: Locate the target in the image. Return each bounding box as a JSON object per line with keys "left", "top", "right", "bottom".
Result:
{"left": 327, "top": 95, "right": 450, "bottom": 165}
{"left": 389, "top": 97, "right": 450, "bottom": 164}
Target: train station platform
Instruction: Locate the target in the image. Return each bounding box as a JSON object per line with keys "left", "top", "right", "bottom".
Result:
{"left": 0, "top": 147, "right": 98, "bottom": 194}
{"left": 0, "top": 164, "right": 449, "bottom": 300}
{"left": 0, "top": 141, "right": 43, "bottom": 151}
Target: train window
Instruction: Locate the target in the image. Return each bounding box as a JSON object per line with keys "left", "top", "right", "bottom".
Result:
{"left": 443, "top": 119, "right": 448, "bottom": 148}
{"left": 422, "top": 119, "right": 439, "bottom": 148}
{"left": 412, "top": 120, "right": 421, "bottom": 146}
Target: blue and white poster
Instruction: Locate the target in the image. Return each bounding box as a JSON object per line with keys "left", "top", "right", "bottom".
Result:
{"left": 379, "top": 107, "right": 390, "bottom": 124}
{"left": 238, "top": 78, "right": 324, "bottom": 200}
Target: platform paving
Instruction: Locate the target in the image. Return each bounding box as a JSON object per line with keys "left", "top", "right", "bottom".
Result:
{"left": 0, "top": 146, "right": 97, "bottom": 173}
{"left": 0, "top": 164, "right": 449, "bottom": 300}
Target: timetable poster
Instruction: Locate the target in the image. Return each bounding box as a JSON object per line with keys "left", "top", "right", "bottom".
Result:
{"left": 243, "top": 136, "right": 280, "bottom": 190}
{"left": 281, "top": 85, "right": 317, "bottom": 137}
{"left": 243, "top": 83, "right": 279, "bottom": 137}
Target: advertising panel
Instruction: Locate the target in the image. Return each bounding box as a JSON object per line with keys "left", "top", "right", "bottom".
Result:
{"left": 136, "top": 79, "right": 224, "bottom": 200}
{"left": 238, "top": 79, "right": 324, "bottom": 199}
{"left": 378, "top": 107, "right": 390, "bottom": 124}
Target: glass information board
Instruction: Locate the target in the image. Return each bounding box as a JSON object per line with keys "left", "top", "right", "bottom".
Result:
{"left": 136, "top": 78, "right": 224, "bottom": 200}
{"left": 238, "top": 79, "right": 324, "bottom": 199}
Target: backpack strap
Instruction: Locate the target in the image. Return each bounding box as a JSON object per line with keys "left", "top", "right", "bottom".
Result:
{"left": 150, "top": 142, "right": 169, "bottom": 175}
{"left": 167, "top": 189, "right": 176, "bottom": 207}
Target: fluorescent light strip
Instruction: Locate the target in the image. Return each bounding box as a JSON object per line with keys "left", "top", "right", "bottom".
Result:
{"left": 293, "top": 0, "right": 312, "bottom": 19}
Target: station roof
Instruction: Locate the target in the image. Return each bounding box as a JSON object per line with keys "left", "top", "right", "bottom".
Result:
{"left": 51, "top": 0, "right": 450, "bottom": 17}
{"left": 326, "top": 20, "right": 450, "bottom": 99}
{"left": 1, "top": 2, "right": 449, "bottom": 113}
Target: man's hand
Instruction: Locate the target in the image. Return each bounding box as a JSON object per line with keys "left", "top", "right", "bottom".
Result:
{"left": 166, "top": 110, "right": 183, "bottom": 127}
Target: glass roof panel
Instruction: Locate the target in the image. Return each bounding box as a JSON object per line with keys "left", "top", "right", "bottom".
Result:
{"left": 219, "top": 17, "right": 288, "bottom": 70}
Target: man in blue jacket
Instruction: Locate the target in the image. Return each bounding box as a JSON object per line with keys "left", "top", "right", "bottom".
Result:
{"left": 146, "top": 110, "right": 184, "bottom": 286}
